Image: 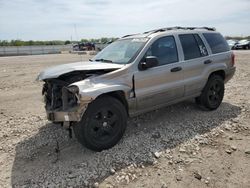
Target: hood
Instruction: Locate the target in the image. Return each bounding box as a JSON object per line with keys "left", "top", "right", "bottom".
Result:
{"left": 37, "top": 61, "right": 124, "bottom": 81}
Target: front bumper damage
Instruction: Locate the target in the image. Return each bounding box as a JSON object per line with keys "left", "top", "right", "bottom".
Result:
{"left": 43, "top": 80, "right": 91, "bottom": 127}
{"left": 47, "top": 102, "right": 88, "bottom": 122}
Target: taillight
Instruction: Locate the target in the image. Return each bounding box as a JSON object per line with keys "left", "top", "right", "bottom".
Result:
{"left": 231, "top": 53, "right": 235, "bottom": 67}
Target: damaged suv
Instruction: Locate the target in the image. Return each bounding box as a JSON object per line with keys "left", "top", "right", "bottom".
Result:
{"left": 37, "top": 27, "right": 235, "bottom": 151}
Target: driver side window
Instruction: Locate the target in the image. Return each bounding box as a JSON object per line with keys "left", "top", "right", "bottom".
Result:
{"left": 145, "top": 36, "right": 179, "bottom": 66}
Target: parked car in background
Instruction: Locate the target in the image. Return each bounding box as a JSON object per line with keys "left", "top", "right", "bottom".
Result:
{"left": 234, "top": 39, "right": 250, "bottom": 50}
{"left": 73, "top": 42, "right": 95, "bottom": 51}
{"left": 227, "top": 39, "right": 238, "bottom": 50}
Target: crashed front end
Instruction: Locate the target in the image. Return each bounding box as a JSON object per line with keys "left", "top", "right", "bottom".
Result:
{"left": 37, "top": 61, "right": 124, "bottom": 126}
{"left": 42, "top": 80, "right": 88, "bottom": 123}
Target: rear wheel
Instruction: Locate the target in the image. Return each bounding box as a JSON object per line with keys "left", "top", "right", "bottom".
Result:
{"left": 73, "top": 96, "right": 127, "bottom": 151}
{"left": 195, "top": 75, "right": 224, "bottom": 110}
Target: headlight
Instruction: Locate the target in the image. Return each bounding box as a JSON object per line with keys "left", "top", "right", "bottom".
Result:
{"left": 67, "top": 85, "right": 79, "bottom": 94}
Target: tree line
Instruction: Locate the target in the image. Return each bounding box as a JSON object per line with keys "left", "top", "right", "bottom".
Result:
{"left": 0, "top": 37, "right": 118, "bottom": 46}
{"left": 0, "top": 40, "right": 69, "bottom": 46}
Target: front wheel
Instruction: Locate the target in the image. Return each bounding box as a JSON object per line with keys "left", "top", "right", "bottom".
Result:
{"left": 195, "top": 75, "right": 224, "bottom": 110}
{"left": 73, "top": 96, "right": 127, "bottom": 151}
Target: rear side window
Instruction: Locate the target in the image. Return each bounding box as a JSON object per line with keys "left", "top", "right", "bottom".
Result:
{"left": 203, "top": 33, "right": 229, "bottom": 54}
{"left": 179, "top": 34, "right": 207, "bottom": 60}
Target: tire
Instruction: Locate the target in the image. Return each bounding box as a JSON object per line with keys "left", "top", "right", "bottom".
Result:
{"left": 195, "top": 75, "right": 224, "bottom": 110}
{"left": 73, "top": 96, "right": 127, "bottom": 151}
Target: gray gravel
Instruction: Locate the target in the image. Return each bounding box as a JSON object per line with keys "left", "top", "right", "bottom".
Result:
{"left": 10, "top": 100, "right": 240, "bottom": 187}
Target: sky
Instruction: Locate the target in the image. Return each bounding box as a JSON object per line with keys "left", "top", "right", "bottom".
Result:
{"left": 0, "top": 0, "right": 250, "bottom": 40}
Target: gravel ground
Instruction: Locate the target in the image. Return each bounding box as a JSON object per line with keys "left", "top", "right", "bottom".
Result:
{"left": 0, "top": 51, "right": 249, "bottom": 188}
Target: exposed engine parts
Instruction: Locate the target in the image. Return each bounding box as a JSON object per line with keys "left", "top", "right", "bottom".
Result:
{"left": 42, "top": 69, "right": 115, "bottom": 111}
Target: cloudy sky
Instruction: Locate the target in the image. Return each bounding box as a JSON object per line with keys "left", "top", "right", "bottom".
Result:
{"left": 0, "top": 0, "right": 250, "bottom": 40}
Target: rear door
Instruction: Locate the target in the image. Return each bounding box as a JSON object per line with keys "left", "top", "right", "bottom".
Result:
{"left": 134, "top": 35, "right": 185, "bottom": 111}
{"left": 202, "top": 32, "right": 232, "bottom": 68}
{"left": 178, "top": 33, "right": 210, "bottom": 96}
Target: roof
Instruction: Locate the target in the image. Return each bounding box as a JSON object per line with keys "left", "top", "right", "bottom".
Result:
{"left": 121, "top": 26, "right": 216, "bottom": 39}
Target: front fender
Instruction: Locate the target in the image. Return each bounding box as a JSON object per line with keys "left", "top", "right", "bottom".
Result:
{"left": 73, "top": 80, "right": 132, "bottom": 101}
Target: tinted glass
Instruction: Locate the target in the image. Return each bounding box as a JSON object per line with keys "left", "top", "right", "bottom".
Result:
{"left": 179, "top": 34, "right": 202, "bottom": 60}
{"left": 194, "top": 34, "right": 208, "bottom": 56}
{"left": 203, "top": 33, "right": 230, "bottom": 54}
{"left": 145, "top": 36, "right": 178, "bottom": 66}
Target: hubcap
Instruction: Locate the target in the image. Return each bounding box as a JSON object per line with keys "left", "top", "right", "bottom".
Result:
{"left": 90, "top": 108, "right": 119, "bottom": 142}
{"left": 103, "top": 121, "right": 108, "bottom": 127}
{"left": 208, "top": 81, "right": 222, "bottom": 106}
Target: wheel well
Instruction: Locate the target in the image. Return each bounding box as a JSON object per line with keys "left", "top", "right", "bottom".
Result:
{"left": 209, "top": 70, "right": 225, "bottom": 80}
{"left": 98, "top": 91, "right": 129, "bottom": 114}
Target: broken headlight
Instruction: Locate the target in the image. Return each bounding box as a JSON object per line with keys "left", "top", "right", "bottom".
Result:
{"left": 67, "top": 85, "right": 79, "bottom": 94}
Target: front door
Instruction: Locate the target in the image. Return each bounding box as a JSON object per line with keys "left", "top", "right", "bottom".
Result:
{"left": 134, "top": 36, "right": 184, "bottom": 112}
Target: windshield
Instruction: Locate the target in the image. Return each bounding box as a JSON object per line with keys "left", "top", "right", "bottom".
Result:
{"left": 92, "top": 38, "right": 148, "bottom": 64}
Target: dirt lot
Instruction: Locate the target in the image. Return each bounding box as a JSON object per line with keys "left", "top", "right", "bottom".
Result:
{"left": 0, "top": 51, "right": 249, "bottom": 188}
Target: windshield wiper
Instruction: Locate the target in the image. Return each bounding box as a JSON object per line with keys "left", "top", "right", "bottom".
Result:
{"left": 94, "top": 58, "right": 113, "bottom": 63}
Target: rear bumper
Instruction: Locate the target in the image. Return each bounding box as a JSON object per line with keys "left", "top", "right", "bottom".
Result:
{"left": 46, "top": 103, "right": 88, "bottom": 122}
{"left": 225, "top": 66, "right": 236, "bottom": 83}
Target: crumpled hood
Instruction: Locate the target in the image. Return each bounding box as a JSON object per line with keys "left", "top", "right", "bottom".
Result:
{"left": 37, "top": 61, "right": 124, "bottom": 81}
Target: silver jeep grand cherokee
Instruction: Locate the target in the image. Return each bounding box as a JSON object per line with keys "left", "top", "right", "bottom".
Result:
{"left": 37, "top": 27, "right": 236, "bottom": 151}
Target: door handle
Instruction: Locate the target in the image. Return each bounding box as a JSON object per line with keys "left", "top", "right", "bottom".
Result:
{"left": 204, "top": 60, "right": 212, "bottom": 64}
{"left": 171, "top": 67, "right": 182, "bottom": 72}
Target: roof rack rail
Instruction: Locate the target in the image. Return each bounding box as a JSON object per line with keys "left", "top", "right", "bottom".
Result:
{"left": 121, "top": 33, "right": 139, "bottom": 38}
{"left": 144, "top": 26, "right": 216, "bottom": 35}
{"left": 121, "top": 26, "right": 216, "bottom": 38}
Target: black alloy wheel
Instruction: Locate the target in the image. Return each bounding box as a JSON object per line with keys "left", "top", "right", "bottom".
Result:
{"left": 195, "top": 75, "right": 224, "bottom": 110}
{"left": 73, "top": 96, "right": 127, "bottom": 151}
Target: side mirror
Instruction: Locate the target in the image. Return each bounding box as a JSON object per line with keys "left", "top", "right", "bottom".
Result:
{"left": 139, "top": 56, "right": 159, "bottom": 70}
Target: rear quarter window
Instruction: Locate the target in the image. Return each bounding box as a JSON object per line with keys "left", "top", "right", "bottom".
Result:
{"left": 203, "top": 33, "right": 230, "bottom": 54}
